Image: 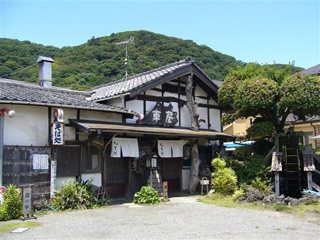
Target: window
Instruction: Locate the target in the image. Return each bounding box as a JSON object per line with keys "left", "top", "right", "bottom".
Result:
{"left": 82, "top": 143, "right": 102, "bottom": 173}
{"left": 56, "top": 145, "right": 81, "bottom": 177}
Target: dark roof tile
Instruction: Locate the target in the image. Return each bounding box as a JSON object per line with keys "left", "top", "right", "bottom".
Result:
{"left": 0, "top": 78, "right": 133, "bottom": 115}
{"left": 90, "top": 59, "right": 193, "bottom": 101}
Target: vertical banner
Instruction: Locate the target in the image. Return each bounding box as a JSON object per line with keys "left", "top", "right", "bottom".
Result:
{"left": 50, "top": 160, "right": 57, "bottom": 197}
{"left": 52, "top": 122, "right": 64, "bottom": 145}
{"left": 52, "top": 108, "right": 65, "bottom": 145}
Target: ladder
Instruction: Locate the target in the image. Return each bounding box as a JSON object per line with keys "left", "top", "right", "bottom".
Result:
{"left": 283, "top": 146, "right": 302, "bottom": 197}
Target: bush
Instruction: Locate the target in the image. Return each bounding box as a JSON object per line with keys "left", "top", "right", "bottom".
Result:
{"left": 0, "top": 185, "right": 23, "bottom": 221}
{"left": 232, "top": 188, "right": 245, "bottom": 200}
{"left": 133, "top": 186, "right": 160, "bottom": 204}
{"left": 226, "top": 154, "right": 270, "bottom": 184}
{"left": 211, "top": 158, "right": 237, "bottom": 196}
{"left": 251, "top": 177, "right": 272, "bottom": 193}
{"left": 51, "top": 181, "right": 96, "bottom": 211}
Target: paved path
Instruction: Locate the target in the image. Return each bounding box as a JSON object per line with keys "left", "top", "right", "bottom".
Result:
{"left": 1, "top": 195, "right": 320, "bottom": 240}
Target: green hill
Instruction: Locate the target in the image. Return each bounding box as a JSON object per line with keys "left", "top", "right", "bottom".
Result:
{"left": 0, "top": 30, "right": 302, "bottom": 90}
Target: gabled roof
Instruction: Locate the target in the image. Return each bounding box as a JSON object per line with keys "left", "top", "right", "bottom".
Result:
{"left": 0, "top": 78, "right": 134, "bottom": 115}
{"left": 91, "top": 58, "right": 220, "bottom": 101}
{"left": 299, "top": 64, "right": 320, "bottom": 75}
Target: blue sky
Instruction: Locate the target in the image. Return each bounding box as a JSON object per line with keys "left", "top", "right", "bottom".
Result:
{"left": 0, "top": 0, "right": 319, "bottom": 69}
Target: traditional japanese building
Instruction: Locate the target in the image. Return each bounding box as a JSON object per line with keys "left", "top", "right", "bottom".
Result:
{"left": 0, "top": 57, "right": 232, "bottom": 201}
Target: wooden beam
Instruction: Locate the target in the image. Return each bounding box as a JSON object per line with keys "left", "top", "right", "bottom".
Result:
{"left": 197, "top": 103, "right": 221, "bottom": 110}
{"left": 131, "top": 95, "right": 186, "bottom": 105}
{"left": 162, "top": 83, "right": 186, "bottom": 94}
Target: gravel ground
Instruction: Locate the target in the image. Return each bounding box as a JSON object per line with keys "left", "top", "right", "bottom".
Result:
{"left": 1, "top": 195, "right": 320, "bottom": 240}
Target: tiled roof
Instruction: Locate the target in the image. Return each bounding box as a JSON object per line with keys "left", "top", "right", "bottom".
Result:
{"left": 91, "top": 59, "right": 194, "bottom": 101}
{"left": 0, "top": 78, "right": 134, "bottom": 114}
{"left": 299, "top": 64, "right": 320, "bottom": 75}
{"left": 286, "top": 113, "right": 320, "bottom": 123}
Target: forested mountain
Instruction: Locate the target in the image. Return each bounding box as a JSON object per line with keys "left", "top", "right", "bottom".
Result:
{"left": 0, "top": 30, "right": 302, "bottom": 90}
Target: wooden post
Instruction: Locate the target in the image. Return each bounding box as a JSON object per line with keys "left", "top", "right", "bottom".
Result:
{"left": 163, "top": 181, "right": 168, "bottom": 201}
{"left": 307, "top": 172, "right": 313, "bottom": 191}
{"left": 185, "top": 74, "right": 200, "bottom": 194}
{"left": 275, "top": 172, "right": 280, "bottom": 195}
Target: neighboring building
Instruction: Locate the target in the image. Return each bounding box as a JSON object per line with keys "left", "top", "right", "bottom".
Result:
{"left": 223, "top": 117, "right": 254, "bottom": 138}
{"left": 299, "top": 64, "right": 320, "bottom": 76}
{"left": 0, "top": 57, "right": 231, "bottom": 201}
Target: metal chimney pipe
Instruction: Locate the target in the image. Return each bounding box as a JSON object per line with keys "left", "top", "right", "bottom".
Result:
{"left": 37, "top": 56, "right": 54, "bottom": 88}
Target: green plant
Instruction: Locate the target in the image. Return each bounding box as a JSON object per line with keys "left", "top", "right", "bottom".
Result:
{"left": 51, "top": 181, "right": 96, "bottom": 211}
{"left": 227, "top": 154, "right": 270, "bottom": 184}
{"left": 251, "top": 177, "right": 272, "bottom": 193}
{"left": 133, "top": 186, "right": 160, "bottom": 204}
{"left": 211, "top": 158, "right": 237, "bottom": 196}
{"left": 0, "top": 185, "right": 23, "bottom": 221}
{"left": 232, "top": 188, "right": 245, "bottom": 200}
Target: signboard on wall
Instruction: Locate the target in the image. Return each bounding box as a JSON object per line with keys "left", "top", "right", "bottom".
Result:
{"left": 137, "top": 102, "right": 178, "bottom": 127}
{"left": 32, "top": 154, "right": 49, "bottom": 170}
{"left": 52, "top": 122, "right": 64, "bottom": 145}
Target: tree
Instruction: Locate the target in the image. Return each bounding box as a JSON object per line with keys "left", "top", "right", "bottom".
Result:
{"left": 218, "top": 63, "right": 320, "bottom": 134}
{"left": 185, "top": 74, "right": 200, "bottom": 194}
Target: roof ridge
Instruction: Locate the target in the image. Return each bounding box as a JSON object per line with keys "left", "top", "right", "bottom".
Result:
{"left": 90, "top": 58, "right": 193, "bottom": 91}
{"left": 0, "top": 77, "right": 89, "bottom": 95}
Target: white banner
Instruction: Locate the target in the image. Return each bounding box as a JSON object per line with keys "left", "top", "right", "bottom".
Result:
{"left": 111, "top": 138, "right": 139, "bottom": 158}
{"left": 158, "top": 140, "right": 187, "bottom": 158}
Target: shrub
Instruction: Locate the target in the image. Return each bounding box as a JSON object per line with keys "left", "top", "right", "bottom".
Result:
{"left": 251, "top": 177, "right": 272, "bottom": 193}
{"left": 234, "top": 146, "right": 252, "bottom": 161}
{"left": 133, "top": 186, "right": 160, "bottom": 204}
{"left": 51, "top": 181, "right": 96, "bottom": 211}
{"left": 211, "top": 158, "right": 237, "bottom": 196}
{"left": 232, "top": 188, "right": 245, "bottom": 201}
{"left": 227, "top": 154, "right": 270, "bottom": 184}
{"left": 0, "top": 185, "right": 23, "bottom": 221}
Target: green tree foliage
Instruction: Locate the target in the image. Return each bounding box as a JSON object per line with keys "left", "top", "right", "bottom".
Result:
{"left": 211, "top": 158, "right": 237, "bottom": 195}
{"left": 219, "top": 63, "right": 318, "bottom": 133}
{"left": 0, "top": 31, "right": 242, "bottom": 89}
{"left": 0, "top": 185, "right": 23, "bottom": 221}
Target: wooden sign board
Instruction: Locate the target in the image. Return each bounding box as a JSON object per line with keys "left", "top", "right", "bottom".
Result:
{"left": 163, "top": 181, "right": 169, "bottom": 201}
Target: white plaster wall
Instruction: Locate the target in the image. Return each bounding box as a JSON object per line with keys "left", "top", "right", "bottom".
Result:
{"left": 61, "top": 108, "right": 77, "bottom": 141}
{"left": 209, "top": 98, "right": 218, "bottom": 106}
{"left": 80, "top": 110, "right": 122, "bottom": 123}
{"left": 55, "top": 177, "right": 77, "bottom": 189}
{"left": 195, "top": 86, "right": 208, "bottom": 104}
{"left": 146, "top": 89, "right": 162, "bottom": 97}
{"left": 81, "top": 173, "right": 102, "bottom": 187}
{"left": 1, "top": 104, "right": 48, "bottom": 146}
{"left": 180, "top": 106, "right": 191, "bottom": 128}
{"left": 107, "top": 98, "right": 124, "bottom": 108}
{"left": 210, "top": 108, "right": 221, "bottom": 132}
{"left": 126, "top": 100, "right": 143, "bottom": 124}
{"left": 197, "top": 107, "right": 208, "bottom": 129}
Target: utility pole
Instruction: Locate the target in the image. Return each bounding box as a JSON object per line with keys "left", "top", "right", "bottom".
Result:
{"left": 115, "top": 37, "right": 134, "bottom": 80}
